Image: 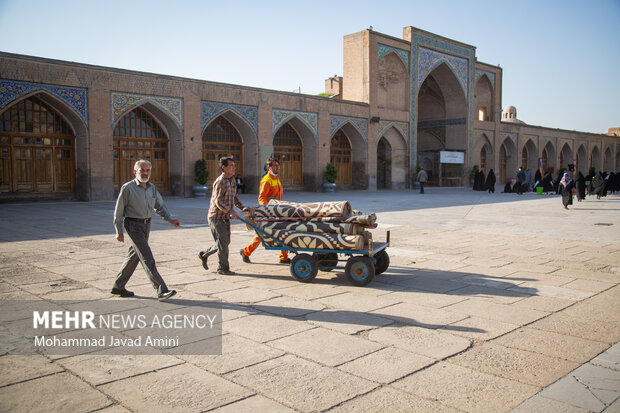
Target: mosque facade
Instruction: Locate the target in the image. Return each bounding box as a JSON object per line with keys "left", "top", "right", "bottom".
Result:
{"left": 0, "top": 26, "right": 617, "bottom": 201}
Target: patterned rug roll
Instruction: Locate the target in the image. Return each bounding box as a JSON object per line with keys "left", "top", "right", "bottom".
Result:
{"left": 259, "top": 226, "right": 369, "bottom": 251}
{"left": 251, "top": 200, "right": 353, "bottom": 219}
{"left": 258, "top": 220, "right": 362, "bottom": 235}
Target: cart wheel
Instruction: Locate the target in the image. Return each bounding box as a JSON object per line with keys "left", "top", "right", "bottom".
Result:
{"left": 290, "top": 253, "right": 318, "bottom": 283}
{"left": 314, "top": 252, "right": 338, "bottom": 272}
{"left": 345, "top": 256, "right": 375, "bottom": 286}
{"left": 374, "top": 250, "right": 390, "bottom": 275}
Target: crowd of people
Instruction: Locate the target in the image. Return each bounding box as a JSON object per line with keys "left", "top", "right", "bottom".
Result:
{"left": 471, "top": 167, "right": 619, "bottom": 208}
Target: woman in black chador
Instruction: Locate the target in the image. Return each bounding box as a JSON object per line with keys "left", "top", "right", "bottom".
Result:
{"left": 590, "top": 172, "right": 607, "bottom": 199}
{"left": 485, "top": 169, "right": 496, "bottom": 193}
{"left": 559, "top": 173, "right": 574, "bottom": 209}
{"left": 575, "top": 172, "right": 586, "bottom": 202}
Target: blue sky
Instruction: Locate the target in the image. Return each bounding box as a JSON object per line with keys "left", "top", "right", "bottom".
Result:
{"left": 0, "top": 0, "right": 618, "bottom": 134}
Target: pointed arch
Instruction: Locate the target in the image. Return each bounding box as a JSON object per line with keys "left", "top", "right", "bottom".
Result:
{"left": 378, "top": 126, "right": 408, "bottom": 189}
{"left": 576, "top": 144, "right": 587, "bottom": 175}
{"left": 499, "top": 137, "right": 517, "bottom": 183}
{"left": 330, "top": 122, "right": 366, "bottom": 188}
{"left": 377, "top": 51, "right": 409, "bottom": 111}
{"left": 273, "top": 116, "right": 317, "bottom": 190}
{"left": 473, "top": 133, "right": 493, "bottom": 174}
{"left": 559, "top": 143, "right": 572, "bottom": 171}
{"left": 474, "top": 74, "right": 494, "bottom": 121}
{"left": 590, "top": 145, "right": 601, "bottom": 172}
{"left": 522, "top": 139, "right": 538, "bottom": 172}
{"left": 0, "top": 91, "right": 89, "bottom": 199}
{"left": 604, "top": 146, "right": 612, "bottom": 172}
{"left": 202, "top": 109, "right": 258, "bottom": 191}
{"left": 541, "top": 140, "right": 557, "bottom": 174}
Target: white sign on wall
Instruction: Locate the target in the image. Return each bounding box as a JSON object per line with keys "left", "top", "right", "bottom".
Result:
{"left": 440, "top": 151, "right": 465, "bottom": 164}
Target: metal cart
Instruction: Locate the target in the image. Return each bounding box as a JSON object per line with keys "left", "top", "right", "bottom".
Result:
{"left": 237, "top": 215, "right": 390, "bottom": 287}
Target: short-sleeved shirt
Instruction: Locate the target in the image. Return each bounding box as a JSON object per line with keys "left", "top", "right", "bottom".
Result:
{"left": 113, "top": 178, "right": 173, "bottom": 234}
{"left": 208, "top": 173, "right": 244, "bottom": 219}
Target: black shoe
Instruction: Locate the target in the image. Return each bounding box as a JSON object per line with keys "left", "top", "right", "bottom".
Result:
{"left": 110, "top": 287, "right": 134, "bottom": 297}
{"left": 158, "top": 290, "right": 177, "bottom": 301}
{"left": 217, "top": 269, "right": 236, "bottom": 275}
{"left": 199, "top": 250, "right": 216, "bottom": 270}
{"left": 279, "top": 258, "right": 291, "bottom": 264}
{"left": 240, "top": 249, "right": 251, "bottom": 263}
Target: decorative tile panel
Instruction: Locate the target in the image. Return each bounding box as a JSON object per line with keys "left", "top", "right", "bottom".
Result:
{"left": 475, "top": 69, "right": 496, "bottom": 88}
{"left": 378, "top": 120, "right": 409, "bottom": 142}
{"left": 329, "top": 115, "right": 368, "bottom": 141}
{"left": 201, "top": 101, "right": 258, "bottom": 133}
{"left": 0, "top": 79, "right": 88, "bottom": 125}
{"left": 377, "top": 43, "right": 410, "bottom": 71}
{"left": 111, "top": 92, "right": 183, "bottom": 132}
{"left": 418, "top": 47, "right": 469, "bottom": 96}
{"left": 272, "top": 109, "right": 318, "bottom": 140}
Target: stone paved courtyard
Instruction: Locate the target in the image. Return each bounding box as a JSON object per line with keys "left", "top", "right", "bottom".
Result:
{"left": 0, "top": 188, "right": 618, "bottom": 412}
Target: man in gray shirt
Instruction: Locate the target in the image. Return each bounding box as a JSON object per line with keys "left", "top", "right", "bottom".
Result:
{"left": 112, "top": 159, "right": 180, "bottom": 301}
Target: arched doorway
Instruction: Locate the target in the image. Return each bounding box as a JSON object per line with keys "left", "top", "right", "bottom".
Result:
{"left": 113, "top": 107, "right": 169, "bottom": 191}
{"left": 274, "top": 123, "right": 303, "bottom": 186}
{"left": 417, "top": 63, "right": 468, "bottom": 171}
{"left": 377, "top": 137, "right": 392, "bottom": 189}
{"left": 480, "top": 146, "right": 487, "bottom": 174}
{"left": 560, "top": 143, "right": 572, "bottom": 171}
{"left": 202, "top": 116, "right": 243, "bottom": 186}
{"left": 499, "top": 144, "right": 507, "bottom": 183}
{"left": 330, "top": 130, "right": 352, "bottom": 185}
{"left": 523, "top": 139, "right": 538, "bottom": 172}
{"left": 577, "top": 145, "right": 587, "bottom": 175}
{"left": 590, "top": 146, "right": 601, "bottom": 173}
{"left": 499, "top": 138, "right": 517, "bottom": 183}
{"left": 0, "top": 95, "right": 75, "bottom": 193}
{"left": 604, "top": 147, "right": 612, "bottom": 172}
{"left": 542, "top": 141, "right": 556, "bottom": 174}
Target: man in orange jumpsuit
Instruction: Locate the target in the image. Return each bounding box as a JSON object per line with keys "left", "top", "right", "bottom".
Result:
{"left": 240, "top": 157, "right": 290, "bottom": 264}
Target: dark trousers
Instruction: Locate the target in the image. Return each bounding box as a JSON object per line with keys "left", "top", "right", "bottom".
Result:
{"left": 114, "top": 220, "right": 168, "bottom": 294}
{"left": 419, "top": 182, "right": 425, "bottom": 194}
{"left": 203, "top": 218, "right": 231, "bottom": 271}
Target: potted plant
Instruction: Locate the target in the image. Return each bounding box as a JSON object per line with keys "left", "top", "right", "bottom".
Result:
{"left": 323, "top": 162, "right": 338, "bottom": 192}
{"left": 192, "top": 159, "right": 209, "bottom": 198}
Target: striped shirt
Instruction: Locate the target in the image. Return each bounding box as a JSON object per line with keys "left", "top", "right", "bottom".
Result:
{"left": 208, "top": 173, "right": 245, "bottom": 219}
{"left": 113, "top": 178, "right": 173, "bottom": 234}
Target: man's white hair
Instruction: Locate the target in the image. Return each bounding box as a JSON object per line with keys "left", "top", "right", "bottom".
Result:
{"left": 134, "top": 159, "right": 152, "bottom": 171}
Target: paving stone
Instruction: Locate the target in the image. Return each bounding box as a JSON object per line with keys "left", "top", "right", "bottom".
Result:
{"left": 328, "top": 386, "right": 461, "bottom": 412}
{"left": 371, "top": 301, "right": 468, "bottom": 328}
{"left": 510, "top": 395, "right": 590, "bottom": 412}
{"left": 529, "top": 313, "right": 620, "bottom": 344}
{"left": 450, "top": 342, "right": 580, "bottom": 387}
{"left": 224, "top": 354, "right": 378, "bottom": 411}
{"left": 445, "top": 298, "right": 548, "bottom": 324}
{"left": 253, "top": 295, "right": 325, "bottom": 317}
{"left": 0, "top": 372, "right": 112, "bottom": 412}
{"left": 539, "top": 363, "right": 620, "bottom": 411}
{"left": 439, "top": 316, "right": 520, "bottom": 341}
{"left": 209, "top": 395, "right": 295, "bottom": 412}
{"left": 510, "top": 294, "right": 576, "bottom": 312}
{"left": 0, "top": 354, "right": 64, "bottom": 387}
{"left": 56, "top": 354, "right": 183, "bottom": 385}
{"left": 450, "top": 284, "right": 531, "bottom": 304}
{"left": 337, "top": 346, "right": 435, "bottom": 383}
{"left": 99, "top": 363, "right": 252, "bottom": 412}
{"left": 393, "top": 361, "right": 538, "bottom": 413}
{"left": 393, "top": 276, "right": 469, "bottom": 293}
{"left": 380, "top": 288, "right": 468, "bottom": 309}
{"left": 212, "top": 286, "right": 280, "bottom": 304}
{"left": 368, "top": 324, "right": 472, "bottom": 359}
{"left": 222, "top": 313, "right": 313, "bottom": 343}
{"left": 591, "top": 343, "right": 620, "bottom": 371}
{"left": 316, "top": 291, "right": 401, "bottom": 312}
{"left": 178, "top": 333, "right": 284, "bottom": 374}
{"left": 269, "top": 327, "right": 383, "bottom": 366}
{"left": 305, "top": 308, "right": 394, "bottom": 334}
{"left": 508, "top": 284, "right": 595, "bottom": 301}
{"left": 493, "top": 327, "right": 611, "bottom": 363}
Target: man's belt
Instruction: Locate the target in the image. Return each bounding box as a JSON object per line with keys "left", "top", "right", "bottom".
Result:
{"left": 125, "top": 217, "right": 151, "bottom": 224}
